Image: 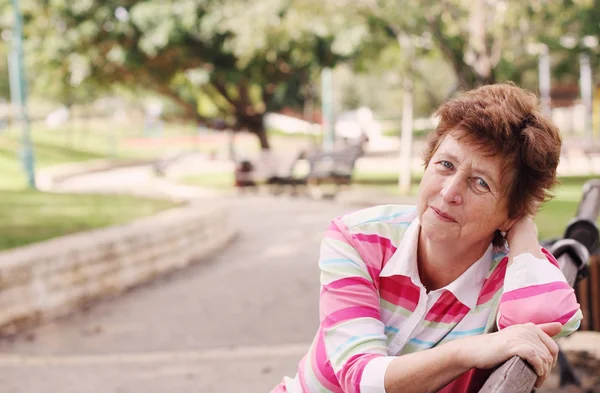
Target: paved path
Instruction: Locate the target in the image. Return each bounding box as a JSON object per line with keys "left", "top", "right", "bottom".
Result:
{"left": 0, "top": 195, "right": 355, "bottom": 393}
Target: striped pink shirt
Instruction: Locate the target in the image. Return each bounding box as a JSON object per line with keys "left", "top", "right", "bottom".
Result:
{"left": 271, "top": 204, "right": 582, "bottom": 393}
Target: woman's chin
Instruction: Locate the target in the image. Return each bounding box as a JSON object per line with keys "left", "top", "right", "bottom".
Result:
{"left": 419, "top": 222, "right": 458, "bottom": 244}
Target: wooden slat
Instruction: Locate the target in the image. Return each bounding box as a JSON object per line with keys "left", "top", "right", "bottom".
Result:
{"left": 478, "top": 356, "right": 537, "bottom": 393}
{"left": 591, "top": 256, "right": 600, "bottom": 331}
{"left": 578, "top": 276, "right": 590, "bottom": 331}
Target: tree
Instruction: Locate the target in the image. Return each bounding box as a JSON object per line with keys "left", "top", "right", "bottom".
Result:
{"left": 12, "top": 0, "right": 370, "bottom": 149}
{"left": 360, "top": 0, "right": 586, "bottom": 92}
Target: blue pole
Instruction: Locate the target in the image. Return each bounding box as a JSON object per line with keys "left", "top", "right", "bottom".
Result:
{"left": 10, "top": 0, "right": 36, "bottom": 189}
{"left": 321, "top": 68, "right": 334, "bottom": 152}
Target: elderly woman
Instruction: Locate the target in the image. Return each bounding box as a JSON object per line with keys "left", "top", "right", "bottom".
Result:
{"left": 271, "top": 83, "right": 582, "bottom": 393}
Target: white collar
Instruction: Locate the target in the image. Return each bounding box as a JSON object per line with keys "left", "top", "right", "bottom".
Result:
{"left": 380, "top": 217, "right": 493, "bottom": 309}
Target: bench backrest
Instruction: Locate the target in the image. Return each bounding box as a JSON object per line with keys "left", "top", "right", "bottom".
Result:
{"left": 305, "top": 147, "right": 362, "bottom": 178}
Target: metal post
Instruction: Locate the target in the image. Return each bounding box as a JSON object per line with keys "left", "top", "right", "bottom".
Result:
{"left": 538, "top": 44, "right": 552, "bottom": 119}
{"left": 580, "top": 53, "right": 594, "bottom": 141}
{"left": 321, "top": 68, "right": 334, "bottom": 152}
{"left": 398, "top": 36, "right": 414, "bottom": 195}
{"left": 398, "top": 77, "right": 413, "bottom": 195}
{"left": 10, "top": 0, "right": 36, "bottom": 188}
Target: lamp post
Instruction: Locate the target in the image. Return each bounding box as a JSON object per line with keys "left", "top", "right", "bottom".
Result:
{"left": 538, "top": 44, "right": 552, "bottom": 119}
{"left": 580, "top": 52, "right": 593, "bottom": 142}
{"left": 9, "top": 0, "right": 35, "bottom": 188}
{"left": 527, "top": 42, "right": 552, "bottom": 118}
{"left": 398, "top": 35, "right": 414, "bottom": 195}
{"left": 560, "top": 35, "right": 598, "bottom": 141}
{"left": 580, "top": 36, "right": 598, "bottom": 142}
{"left": 321, "top": 68, "right": 334, "bottom": 152}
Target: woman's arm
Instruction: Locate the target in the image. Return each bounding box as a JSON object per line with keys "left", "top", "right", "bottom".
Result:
{"left": 383, "top": 322, "right": 561, "bottom": 393}
{"left": 318, "top": 217, "right": 394, "bottom": 393}
{"left": 499, "top": 217, "right": 583, "bottom": 336}
{"left": 383, "top": 338, "right": 468, "bottom": 393}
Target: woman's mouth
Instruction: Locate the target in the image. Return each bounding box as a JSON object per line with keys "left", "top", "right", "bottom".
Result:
{"left": 430, "top": 206, "right": 457, "bottom": 223}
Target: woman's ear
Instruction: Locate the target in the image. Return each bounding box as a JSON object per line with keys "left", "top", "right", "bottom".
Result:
{"left": 501, "top": 217, "right": 519, "bottom": 233}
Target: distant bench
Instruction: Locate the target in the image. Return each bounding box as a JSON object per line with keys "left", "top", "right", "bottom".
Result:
{"left": 266, "top": 145, "right": 363, "bottom": 199}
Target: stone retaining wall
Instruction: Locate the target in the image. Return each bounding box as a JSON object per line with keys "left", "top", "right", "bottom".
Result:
{"left": 0, "top": 202, "right": 235, "bottom": 335}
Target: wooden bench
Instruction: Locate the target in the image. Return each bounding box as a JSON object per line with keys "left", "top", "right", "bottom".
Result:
{"left": 478, "top": 180, "right": 600, "bottom": 392}
{"left": 267, "top": 145, "right": 363, "bottom": 198}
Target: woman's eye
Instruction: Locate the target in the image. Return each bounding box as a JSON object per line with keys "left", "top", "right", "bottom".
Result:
{"left": 440, "top": 160, "right": 453, "bottom": 169}
{"left": 476, "top": 178, "right": 489, "bottom": 189}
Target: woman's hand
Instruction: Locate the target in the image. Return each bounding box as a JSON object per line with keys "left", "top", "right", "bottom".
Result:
{"left": 506, "top": 215, "right": 537, "bottom": 245}
{"left": 505, "top": 215, "right": 546, "bottom": 261}
{"left": 457, "top": 322, "right": 562, "bottom": 388}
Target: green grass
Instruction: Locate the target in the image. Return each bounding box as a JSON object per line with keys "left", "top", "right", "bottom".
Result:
{"left": 184, "top": 171, "right": 236, "bottom": 189}
{"left": 0, "top": 191, "right": 176, "bottom": 251}
{"left": 0, "top": 125, "right": 180, "bottom": 251}
{"left": 535, "top": 175, "right": 600, "bottom": 240}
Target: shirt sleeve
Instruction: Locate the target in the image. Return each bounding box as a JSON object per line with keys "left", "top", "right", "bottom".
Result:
{"left": 319, "top": 217, "right": 396, "bottom": 393}
{"left": 497, "top": 248, "right": 582, "bottom": 338}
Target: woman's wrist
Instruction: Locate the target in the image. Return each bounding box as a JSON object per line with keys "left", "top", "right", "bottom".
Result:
{"left": 448, "top": 337, "right": 477, "bottom": 370}
{"left": 506, "top": 216, "right": 545, "bottom": 261}
{"left": 506, "top": 216, "right": 536, "bottom": 244}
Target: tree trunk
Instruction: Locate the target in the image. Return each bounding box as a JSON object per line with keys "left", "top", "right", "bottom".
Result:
{"left": 241, "top": 113, "right": 270, "bottom": 150}
{"left": 253, "top": 123, "right": 270, "bottom": 150}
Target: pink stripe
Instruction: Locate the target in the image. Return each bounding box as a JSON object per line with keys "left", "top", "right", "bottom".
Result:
{"left": 270, "top": 382, "right": 288, "bottom": 393}
{"left": 336, "top": 353, "right": 380, "bottom": 393}
{"left": 542, "top": 247, "right": 560, "bottom": 269}
{"left": 325, "top": 227, "right": 351, "bottom": 244}
{"left": 325, "top": 220, "right": 352, "bottom": 242}
{"left": 427, "top": 300, "right": 470, "bottom": 324}
{"left": 351, "top": 233, "right": 397, "bottom": 271}
{"left": 324, "top": 276, "right": 373, "bottom": 291}
{"left": 379, "top": 275, "right": 420, "bottom": 311}
{"left": 319, "top": 284, "right": 379, "bottom": 326}
{"left": 477, "top": 257, "right": 508, "bottom": 305}
{"left": 322, "top": 306, "right": 381, "bottom": 329}
{"left": 554, "top": 308, "right": 580, "bottom": 325}
{"left": 313, "top": 332, "right": 343, "bottom": 391}
{"left": 352, "top": 233, "right": 396, "bottom": 251}
{"left": 501, "top": 281, "right": 572, "bottom": 302}
{"left": 498, "top": 288, "right": 580, "bottom": 328}
{"left": 297, "top": 354, "right": 311, "bottom": 393}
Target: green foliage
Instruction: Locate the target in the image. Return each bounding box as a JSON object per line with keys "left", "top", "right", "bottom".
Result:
{"left": 6, "top": 0, "right": 372, "bottom": 149}
{"left": 356, "top": 0, "right": 599, "bottom": 91}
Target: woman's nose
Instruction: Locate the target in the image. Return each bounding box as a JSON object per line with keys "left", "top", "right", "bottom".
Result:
{"left": 440, "top": 175, "right": 464, "bottom": 205}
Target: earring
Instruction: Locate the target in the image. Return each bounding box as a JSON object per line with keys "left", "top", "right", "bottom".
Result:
{"left": 500, "top": 230, "right": 507, "bottom": 238}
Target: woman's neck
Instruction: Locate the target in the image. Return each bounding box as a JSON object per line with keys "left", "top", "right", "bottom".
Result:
{"left": 417, "top": 231, "right": 491, "bottom": 291}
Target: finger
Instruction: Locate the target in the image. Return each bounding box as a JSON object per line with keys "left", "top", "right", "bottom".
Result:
{"left": 537, "top": 322, "right": 562, "bottom": 337}
{"left": 516, "top": 343, "right": 546, "bottom": 377}
{"left": 535, "top": 374, "right": 547, "bottom": 389}
{"left": 535, "top": 325, "right": 560, "bottom": 363}
{"left": 530, "top": 323, "right": 560, "bottom": 369}
{"left": 523, "top": 325, "right": 554, "bottom": 370}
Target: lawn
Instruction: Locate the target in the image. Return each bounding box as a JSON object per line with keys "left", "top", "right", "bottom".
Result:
{"left": 0, "top": 190, "right": 175, "bottom": 250}
{"left": 0, "top": 124, "right": 179, "bottom": 251}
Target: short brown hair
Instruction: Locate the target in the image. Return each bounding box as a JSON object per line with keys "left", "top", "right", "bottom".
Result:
{"left": 423, "top": 83, "right": 561, "bottom": 230}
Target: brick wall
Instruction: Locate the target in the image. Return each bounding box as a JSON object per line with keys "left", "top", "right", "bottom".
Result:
{"left": 0, "top": 203, "right": 235, "bottom": 335}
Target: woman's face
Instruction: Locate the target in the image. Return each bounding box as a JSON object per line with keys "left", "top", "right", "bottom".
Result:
{"left": 417, "top": 132, "right": 514, "bottom": 249}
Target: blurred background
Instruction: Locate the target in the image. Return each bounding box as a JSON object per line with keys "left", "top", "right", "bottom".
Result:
{"left": 0, "top": 0, "right": 599, "bottom": 392}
